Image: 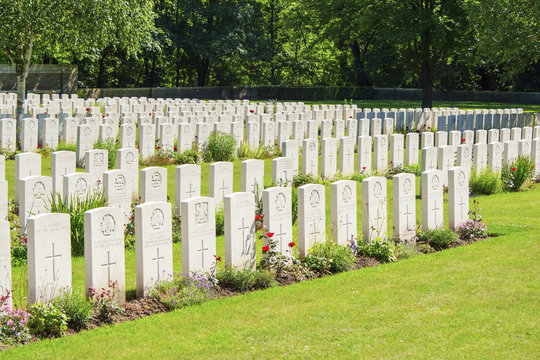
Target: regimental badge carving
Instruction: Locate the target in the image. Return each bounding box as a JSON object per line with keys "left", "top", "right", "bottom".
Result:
{"left": 70, "top": 120, "right": 76, "bottom": 127}
{"left": 275, "top": 192, "right": 286, "bottom": 212}
{"left": 84, "top": 127, "right": 91, "bottom": 137}
{"left": 380, "top": 137, "right": 387, "bottom": 147}
{"left": 309, "top": 141, "right": 316, "bottom": 151}
{"left": 115, "top": 175, "right": 126, "bottom": 191}
{"left": 201, "top": 124, "right": 208, "bottom": 132}
{"left": 195, "top": 202, "right": 209, "bottom": 224}
{"left": 309, "top": 189, "right": 320, "bottom": 207}
{"left": 6, "top": 121, "right": 13, "bottom": 130}
{"left": 464, "top": 147, "right": 470, "bottom": 159}
{"left": 105, "top": 127, "right": 113, "bottom": 136}
{"left": 150, "top": 208, "right": 164, "bottom": 230}
{"left": 100, "top": 214, "right": 116, "bottom": 236}
{"left": 75, "top": 178, "right": 88, "bottom": 196}
{"left": 373, "top": 181, "right": 382, "bottom": 198}
{"left": 33, "top": 181, "right": 46, "bottom": 199}
{"left": 126, "top": 126, "right": 134, "bottom": 136}
{"left": 183, "top": 125, "right": 190, "bottom": 135}
{"left": 458, "top": 171, "right": 466, "bottom": 186}
{"left": 51, "top": 120, "right": 56, "bottom": 127}
{"left": 342, "top": 185, "right": 352, "bottom": 203}
{"left": 403, "top": 178, "right": 412, "bottom": 195}
{"left": 166, "top": 125, "right": 172, "bottom": 134}
{"left": 151, "top": 172, "right": 162, "bottom": 188}
{"left": 29, "top": 120, "right": 35, "bottom": 129}
{"left": 145, "top": 126, "right": 153, "bottom": 135}
{"left": 94, "top": 152, "right": 104, "bottom": 167}
{"left": 126, "top": 152, "right": 135, "bottom": 165}
{"left": 432, "top": 175, "right": 440, "bottom": 190}
{"left": 282, "top": 123, "right": 288, "bottom": 131}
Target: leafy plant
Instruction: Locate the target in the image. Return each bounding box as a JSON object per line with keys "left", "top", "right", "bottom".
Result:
{"left": 216, "top": 267, "right": 277, "bottom": 292}
{"left": 387, "top": 164, "right": 422, "bottom": 176}
{"left": 215, "top": 206, "right": 225, "bottom": 236}
{"left": 292, "top": 174, "right": 319, "bottom": 188}
{"left": 349, "top": 172, "right": 369, "bottom": 182}
{"left": 0, "top": 147, "right": 17, "bottom": 160}
{"left": 470, "top": 169, "right": 503, "bottom": 195}
{"left": 172, "top": 212, "right": 182, "bottom": 243}
{"left": 28, "top": 303, "right": 68, "bottom": 338}
{"left": 36, "top": 146, "right": 53, "bottom": 157}
{"left": 175, "top": 149, "right": 201, "bottom": 165}
{"left": 417, "top": 228, "right": 457, "bottom": 250}
{"left": 150, "top": 272, "right": 216, "bottom": 310}
{"left": 48, "top": 192, "right": 107, "bottom": 256}
{"left": 94, "top": 138, "right": 121, "bottom": 169}
{"left": 258, "top": 217, "right": 299, "bottom": 274}
{"left": 204, "top": 131, "right": 237, "bottom": 162}
{"left": 8, "top": 199, "right": 27, "bottom": 266}
{"left": 501, "top": 156, "right": 534, "bottom": 191}
{"left": 358, "top": 238, "right": 397, "bottom": 263}
{"left": 237, "top": 142, "right": 273, "bottom": 159}
{"left": 456, "top": 200, "right": 488, "bottom": 240}
{"left": 88, "top": 281, "right": 124, "bottom": 323}
{"left": 393, "top": 241, "right": 421, "bottom": 260}
{"left": 301, "top": 241, "right": 355, "bottom": 274}
{"left": 56, "top": 142, "right": 77, "bottom": 152}
{"left": 0, "top": 305, "right": 32, "bottom": 345}
{"left": 52, "top": 291, "right": 94, "bottom": 331}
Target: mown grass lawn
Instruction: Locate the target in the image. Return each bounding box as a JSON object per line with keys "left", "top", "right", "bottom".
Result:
{"left": 3, "top": 185, "right": 538, "bottom": 358}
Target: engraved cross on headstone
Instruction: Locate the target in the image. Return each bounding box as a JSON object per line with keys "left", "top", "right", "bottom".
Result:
{"left": 309, "top": 222, "right": 320, "bottom": 242}
{"left": 152, "top": 247, "right": 165, "bottom": 281}
{"left": 237, "top": 217, "right": 250, "bottom": 242}
{"left": 432, "top": 200, "right": 441, "bottom": 228}
{"left": 250, "top": 177, "right": 259, "bottom": 194}
{"left": 197, "top": 240, "right": 209, "bottom": 268}
{"left": 404, "top": 203, "right": 414, "bottom": 231}
{"left": 45, "top": 243, "right": 62, "bottom": 282}
{"left": 219, "top": 179, "right": 228, "bottom": 198}
{"left": 101, "top": 251, "right": 117, "bottom": 285}
{"left": 276, "top": 223, "right": 287, "bottom": 253}
{"left": 186, "top": 183, "right": 196, "bottom": 198}
{"left": 343, "top": 214, "right": 352, "bottom": 239}
{"left": 458, "top": 196, "right": 467, "bottom": 219}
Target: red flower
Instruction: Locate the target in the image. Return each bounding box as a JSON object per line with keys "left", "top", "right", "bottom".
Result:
{"left": 531, "top": 165, "right": 535, "bottom": 169}
{"left": 262, "top": 245, "right": 270, "bottom": 252}
{"left": 174, "top": 146, "right": 178, "bottom": 151}
{"left": 511, "top": 167, "right": 517, "bottom": 171}
{"left": 362, "top": 166, "right": 366, "bottom": 170}
{"left": 149, "top": 113, "right": 152, "bottom": 116}
{"left": 266, "top": 232, "right": 274, "bottom": 238}
{"left": 23, "top": 238, "right": 27, "bottom": 244}
{"left": 214, "top": 255, "right": 222, "bottom": 262}
{"left": 156, "top": 146, "right": 160, "bottom": 150}
{"left": 250, "top": 109, "right": 255, "bottom": 113}
{"left": 86, "top": 107, "right": 90, "bottom": 112}
{"left": 255, "top": 215, "right": 262, "bottom": 221}
{"left": 102, "top": 115, "right": 105, "bottom": 118}
{"left": 288, "top": 242, "right": 296, "bottom": 247}
{"left": 461, "top": 138, "right": 465, "bottom": 142}
{"left": 37, "top": 145, "right": 41, "bottom": 149}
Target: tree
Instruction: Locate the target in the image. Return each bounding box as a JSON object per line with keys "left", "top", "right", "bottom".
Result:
{"left": 0, "top": 0, "right": 154, "bottom": 121}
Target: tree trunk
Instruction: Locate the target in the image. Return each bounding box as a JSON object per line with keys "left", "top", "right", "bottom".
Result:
{"left": 197, "top": 59, "right": 210, "bottom": 86}
{"left": 350, "top": 40, "right": 370, "bottom": 87}
{"left": 420, "top": 58, "right": 433, "bottom": 109}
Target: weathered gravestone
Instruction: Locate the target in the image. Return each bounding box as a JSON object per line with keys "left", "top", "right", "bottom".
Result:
{"left": 298, "top": 184, "right": 326, "bottom": 257}
{"left": 135, "top": 201, "right": 173, "bottom": 298}
{"left": 84, "top": 207, "right": 126, "bottom": 303}
{"left": 27, "top": 213, "right": 71, "bottom": 304}
{"left": 224, "top": 192, "right": 256, "bottom": 270}
{"left": 181, "top": 197, "right": 217, "bottom": 275}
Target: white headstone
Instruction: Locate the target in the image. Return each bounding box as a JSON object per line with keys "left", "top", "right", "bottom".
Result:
{"left": 241, "top": 159, "right": 264, "bottom": 200}
{"left": 473, "top": 143, "right": 488, "bottom": 175}
{"left": 373, "top": 135, "right": 388, "bottom": 173}
{"left": 503, "top": 141, "right": 518, "bottom": 167}
{"left": 135, "top": 201, "right": 173, "bottom": 297}
{"left": 405, "top": 132, "right": 419, "bottom": 166}
{"left": 27, "top": 213, "right": 71, "bottom": 304}
{"left": 51, "top": 151, "right": 76, "bottom": 198}
{"left": 117, "top": 148, "right": 139, "bottom": 201}
{"left": 488, "top": 142, "right": 503, "bottom": 173}
{"left": 298, "top": 184, "right": 325, "bottom": 256}
{"left": 421, "top": 170, "right": 444, "bottom": 231}
{"left": 302, "top": 138, "right": 318, "bottom": 177}
{"left": 282, "top": 140, "right": 299, "bottom": 175}
{"left": 0, "top": 221, "right": 12, "bottom": 308}
{"left": 15, "top": 152, "right": 41, "bottom": 204}
{"left": 330, "top": 180, "right": 356, "bottom": 246}
{"left": 85, "top": 149, "right": 108, "bottom": 194}
{"left": 21, "top": 118, "right": 38, "bottom": 152}
{"left": 140, "top": 167, "right": 167, "bottom": 203}
{"left": 84, "top": 207, "right": 126, "bottom": 303}
{"left": 272, "top": 157, "right": 293, "bottom": 186}
{"left": 209, "top": 162, "right": 233, "bottom": 206}
{"left": 103, "top": 169, "right": 132, "bottom": 218}
{"left": 357, "top": 135, "right": 372, "bottom": 173}
{"left": 390, "top": 134, "right": 404, "bottom": 168}
{"left": 362, "top": 177, "right": 387, "bottom": 242}
{"left": 263, "top": 187, "right": 293, "bottom": 256}
{"left": 224, "top": 192, "right": 256, "bottom": 270}
{"left": 181, "top": 197, "right": 217, "bottom": 275}
{"left": 448, "top": 167, "right": 469, "bottom": 230}
{"left": 139, "top": 123, "right": 155, "bottom": 159}
{"left": 76, "top": 124, "right": 94, "bottom": 166}
{"left": 339, "top": 137, "right": 355, "bottom": 176}
{"left": 19, "top": 175, "right": 52, "bottom": 228}
{"left": 393, "top": 173, "right": 416, "bottom": 241}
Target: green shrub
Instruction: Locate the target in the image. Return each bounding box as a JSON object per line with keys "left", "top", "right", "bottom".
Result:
{"left": 237, "top": 142, "right": 273, "bottom": 159}
{"left": 172, "top": 212, "right": 182, "bottom": 243}
{"left": 88, "top": 282, "right": 124, "bottom": 323}
{"left": 470, "top": 169, "right": 503, "bottom": 195}
{"left": 48, "top": 192, "right": 107, "bottom": 256}
{"left": 204, "top": 131, "right": 237, "bottom": 162}
{"left": 291, "top": 186, "right": 298, "bottom": 225}
{"left": 52, "top": 291, "right": 94, "bottom": 331}
{"left": 94, "top": 138, "right": 121, "bottom": 169}
{"left": 349, "top": 172, "right": 369, "bottom": 182}
{"left": 36, "top": 146, "right": 53, "bottom": 157}
{"left": 150, "top": 273, "right": 215, "bottom": 310}
{"left": 216, "top": 267, "right": 277, "bottom": 292}
{"left": 292, "top": 174, "right": 319, "bottom": 188}
{"left": 28, "top": 303, "right": 68, "bottom": 338}
{"left": 501, "top": 156, "right": 534, "bottom": 191}
{"left": 387, "top": 164, "right": 421, "bottom": 177}
{"left": 393, "top": 241, "right": 421, "bottom": 260}
{"left": 358, "top": 238, "right": 397, "bottom": 263}
{"left": 0, "top": 307, "right": 32, "bottom": 345}
{"left": 301, "top": 241, "right": 356, "bottom": 274}
{"left": 56, "top": 142, "right": 77, "bottom": 152}
{"left": 417, "top": 228, "right": 457, "bottom": 250}
{"left": 215, "top": 206, "right": 225, "bottom": 236}
{"left": 175, "top": 149, "right": 201, "bottom": 165}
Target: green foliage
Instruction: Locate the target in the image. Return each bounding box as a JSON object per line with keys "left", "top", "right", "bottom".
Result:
{"left": 237, "top": 143, "right": 273, "bottom": 160}
{"left": 358, "top": 238, "right": 397, "bottom": 263}
{"left": 215, "top": 206, "right": 225, "bottom": 236}
{"left": 417, "top": 228, "right": 458, "bottom": 250}
{"left": 52, "top": 291, "right": 94, "bottom": 331}
{"left": 349, "top": 172, "right": 370, "bottom": 182}
{"left": 301, "top": 241, "right": 356, "bottom": 274}
{"left": 388, "top": 164, "right": 422, "bottom": 177}
{"left": 28, "top": 303, "right": 68, "bottom": 338}
{"left": 501, "top": 156, "right": 534, "bottom": 192}
{"left": 48, "top": 192, "right": 107, "bottom": 256}
{"left": 8, "top": 199, "right": 27, "bottom": 266}
{"left": 150, "top": 273, "right": 215, "bottom": 310}
{"left": 216, "top": 267, "right": 277, "bottom": 292}
{"left": 175, "top": 149, "right": 201, "bottom": 165}
{"left": 292, "top": 174, "right": 319, "bottom": 188}
{"left": 94, "top": 138, "right": 121, "bottom": 169}
{"left": 88, "top": 282, "right": 124, "bottom": 323}
{"left": 56, "top": 142, "right": 77, "bottom": 152}
{"left": 36, "top": 146, "right": 53, "bottom": 157}
{"left": 0, "top": 147, "right": 17, "bottom": 160}
{"left": 172, "top": 212, "right": 182, "bottom": 243}
{"left": 393, "top": 241, "right": 421, "bottom": 260}
{"left": 470, "top": 169, "right": 503, "bottom": 195}
{"left": 204, "top": 131, "right": 237, "bottom": 162}
{"left": 291, "top": 186, "right": 298, "bottom": 225}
